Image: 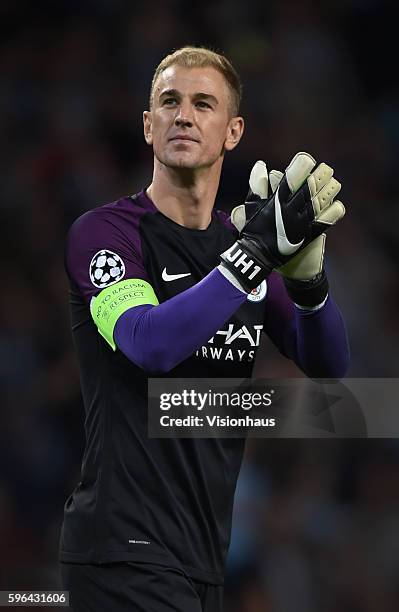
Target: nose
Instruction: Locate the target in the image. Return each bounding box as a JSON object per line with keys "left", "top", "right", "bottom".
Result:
{"left": 174, "top": 101, "right": 193, "bottom": 127}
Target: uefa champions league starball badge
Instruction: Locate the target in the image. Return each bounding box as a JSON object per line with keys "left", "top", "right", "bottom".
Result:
{"left": 247, "top": 280, "right": 267, "bottom": 303}
{"left": 89, "top": 249, "right": 126, "bottom": 288}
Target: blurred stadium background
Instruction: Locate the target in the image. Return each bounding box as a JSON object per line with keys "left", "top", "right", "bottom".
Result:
{"left": 1, "top": 0, "right": 398, "bottom": 610}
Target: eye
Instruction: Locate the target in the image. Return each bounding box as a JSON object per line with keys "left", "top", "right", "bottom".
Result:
{"left": 195, "top": 100, "right": 212, "bottom": 109}
{"left": 162, "top": 97, "right": 178, "bottom": 106}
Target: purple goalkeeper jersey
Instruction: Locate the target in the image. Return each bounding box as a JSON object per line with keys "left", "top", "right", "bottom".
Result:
{"left": 60, "top": 190, "right": 349, "bottom": 584}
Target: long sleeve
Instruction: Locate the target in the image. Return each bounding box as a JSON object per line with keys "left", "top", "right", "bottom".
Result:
{"left": 114, "top": 268, "right": 247, "bottom": 373}
{"left": 264, "top": 273, "right": 350, "bottom": 378}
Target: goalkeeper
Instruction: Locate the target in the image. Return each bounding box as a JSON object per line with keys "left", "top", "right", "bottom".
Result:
{"left": 60, "top": 46, "right": 349, "bottom": 611}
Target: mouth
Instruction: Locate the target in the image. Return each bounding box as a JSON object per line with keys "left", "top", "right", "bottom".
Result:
{"left": 169, "top": 135, "right": 199, "bottom": 143}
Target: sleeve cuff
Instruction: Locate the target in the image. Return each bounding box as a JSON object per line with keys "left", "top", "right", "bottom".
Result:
{"left": 283, "top": 271, "right": 329, "bottom": 308}
{"left": 294, "top": 294, "right": 328, "bottom": 312}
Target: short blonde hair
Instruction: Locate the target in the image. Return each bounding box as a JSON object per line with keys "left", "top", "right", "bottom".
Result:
{"left": 149, "top": 46, "right": 242, "bottom": 117}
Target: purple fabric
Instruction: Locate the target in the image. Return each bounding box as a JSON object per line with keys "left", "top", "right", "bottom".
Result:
{"left": 115, "top": 266, "right": 349, "bottom": 377}
{"left": 65, "top": 195, "right": 157, "bottom": 304}
{"left": 263, "top": 272, "right": 296, "bottom": 349}
{"left": 264, "top": 273, "right": 349, "bottom": 377}
{"left": 292, "top": 297, "right": 350, "bottom": 378}
{"left": 114, "top": 268, "right": 247, "bottom": 372}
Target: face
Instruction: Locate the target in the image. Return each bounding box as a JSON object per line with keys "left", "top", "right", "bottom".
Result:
{"left": 143, "top": 65, "right": 244, "bottom": 170}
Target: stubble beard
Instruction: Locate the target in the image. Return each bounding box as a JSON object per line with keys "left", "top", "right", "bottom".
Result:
{"left": 155, "top": 145, "right": 223, "bottom": 174}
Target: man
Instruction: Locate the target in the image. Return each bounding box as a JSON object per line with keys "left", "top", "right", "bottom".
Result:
{"left": 60, "top": 46, "right": 349, "bottom": 611}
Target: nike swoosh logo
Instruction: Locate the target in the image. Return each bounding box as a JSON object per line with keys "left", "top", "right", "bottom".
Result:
{"left": 162, "top": 268, "right": 191, "bottom": 282}
{"left": 275, "top": 187, "right": 304, "bottom": 256}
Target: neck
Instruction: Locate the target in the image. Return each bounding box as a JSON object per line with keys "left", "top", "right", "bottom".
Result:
{"left": 146, "top": 158, "right": 223, "bottom": 229}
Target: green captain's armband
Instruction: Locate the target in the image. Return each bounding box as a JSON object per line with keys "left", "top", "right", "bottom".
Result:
{"left": 90, "top": 278, "right": 159, "bottom": 350}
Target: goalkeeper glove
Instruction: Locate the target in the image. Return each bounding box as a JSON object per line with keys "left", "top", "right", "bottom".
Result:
{"left": 220, "top": 152, "right": 345, "bottom": 302}
{"left": 247, "top": 156, "right": 345, "bottom": 306}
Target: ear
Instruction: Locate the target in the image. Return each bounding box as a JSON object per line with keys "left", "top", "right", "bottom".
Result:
{"left": 224, "top": 116, "right": 244, "bottom": 152}
{"left": 143, "top": 111, "right": 153, "bottom": 145}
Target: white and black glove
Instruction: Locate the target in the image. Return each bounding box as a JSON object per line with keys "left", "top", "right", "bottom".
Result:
{"left": 220, "top": 152, "right": 345, "bottom": 304}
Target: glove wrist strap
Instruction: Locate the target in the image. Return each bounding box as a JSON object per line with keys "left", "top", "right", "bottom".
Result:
{"left": 283, "top": 271, "right": 329, "bottom": 308}
{"left": 220, "top": 238, "right": 272, "bottom": 293}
